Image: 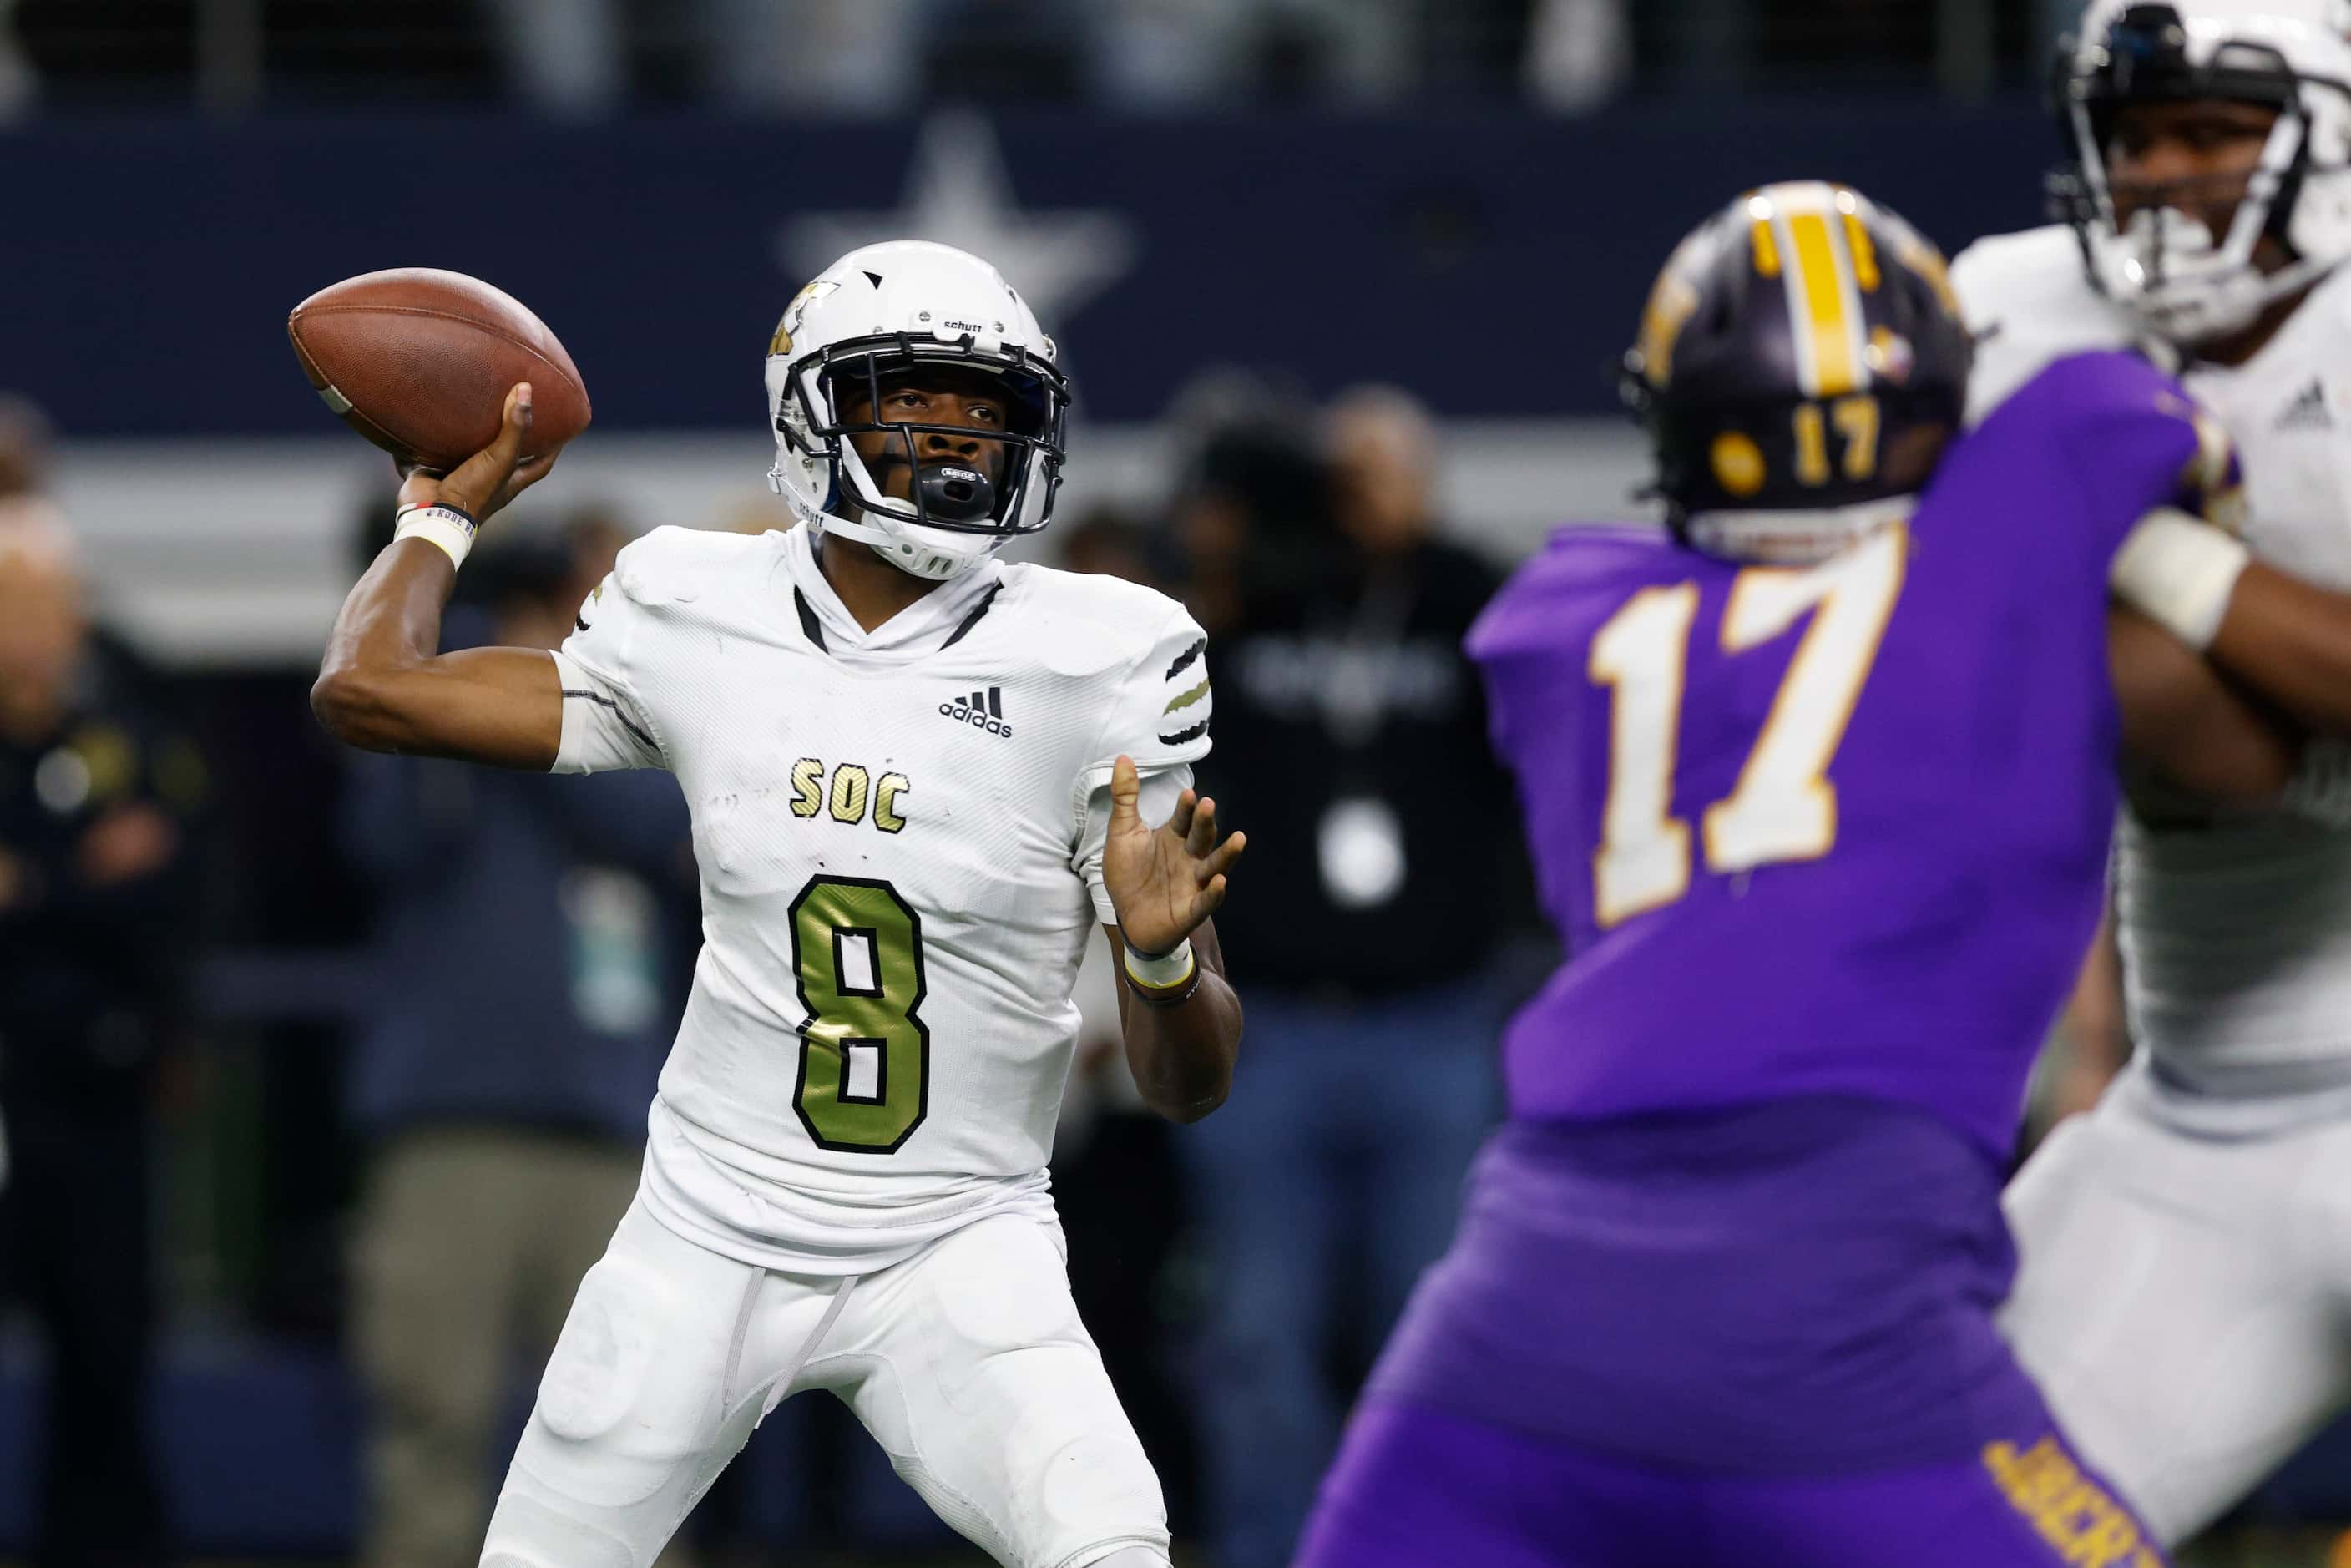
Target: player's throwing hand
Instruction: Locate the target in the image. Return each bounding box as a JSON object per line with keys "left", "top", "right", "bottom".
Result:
{"left": 397, "top": 382, "right": 563, "bottom": 522}
{"left": 1103, "top": 752, "right": 1246, "bottom": 959}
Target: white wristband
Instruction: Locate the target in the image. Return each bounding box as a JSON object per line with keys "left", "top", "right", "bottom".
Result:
{"left": 2109, "top": 507, "right": 2251, "bottom": 651}
{"left": 1122, "top": 937, "right": 1196, "bottom": 991}
{"left": 393, "top": 503, "right": 480, "bottom": 569}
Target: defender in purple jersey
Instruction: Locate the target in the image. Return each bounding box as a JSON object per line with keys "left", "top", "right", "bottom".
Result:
{"left": 1293, "top": 181, "right": 2303, "bottom": 1567}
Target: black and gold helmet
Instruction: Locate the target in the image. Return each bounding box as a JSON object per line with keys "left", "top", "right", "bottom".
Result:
{"left": 1621, "top": 181, "right": 1973, "bottom": 563}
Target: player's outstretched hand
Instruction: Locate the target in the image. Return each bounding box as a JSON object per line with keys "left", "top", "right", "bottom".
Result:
{"left": 1103, "top": 753, "right": 1246, "bottom": 959}
{"left": 396, "top": 382, "right": 563, "bottom": 522}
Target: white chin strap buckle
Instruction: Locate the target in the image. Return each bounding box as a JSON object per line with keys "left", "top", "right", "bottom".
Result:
{"left": 2098, "top": 206, "right": 2273, "bottom": 344}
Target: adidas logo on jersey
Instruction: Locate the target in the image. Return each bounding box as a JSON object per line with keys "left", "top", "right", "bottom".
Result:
{"left": 2276, "top": 377, "right": 2332, "bottom": 432}
{"left": 939, "top": 685, "right": 1014, "bottom": 739}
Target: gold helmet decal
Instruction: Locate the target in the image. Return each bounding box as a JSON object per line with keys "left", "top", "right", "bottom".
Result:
{"left": 1634, "top": 270, "right": 1702, "bottom": 391}
{"left": 768, "top": 278, "right": 842, "bottom": 358}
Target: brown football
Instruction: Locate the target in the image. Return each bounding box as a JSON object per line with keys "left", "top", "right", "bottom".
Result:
{"left": 286, "top": 268, "right": 591, "bottom": 471}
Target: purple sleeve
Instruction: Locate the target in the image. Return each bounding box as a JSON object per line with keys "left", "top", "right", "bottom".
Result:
{"left": 2001, "top": 351, "right": 2221, "bottom": 558}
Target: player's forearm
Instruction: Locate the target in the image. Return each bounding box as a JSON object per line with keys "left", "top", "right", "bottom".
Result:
{"left": 1121, "top": 928, "right": 1242, "bottom": 1124}
{"left": 312, "top": 539, "right": 562, "bottom": 766}
{"left": 2209, "top": 564, "right": 2351, "bottom": 739}
{"left": 2109, "top": 604, "right": 2297, "bottom": 802}
{"left": 1124, "top": 976, "right": 1241, "bottom": 1123}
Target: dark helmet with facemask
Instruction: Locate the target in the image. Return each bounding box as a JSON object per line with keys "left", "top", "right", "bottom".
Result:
{"left": 1622, "top": 181, "right": 1972, "bottom": 564}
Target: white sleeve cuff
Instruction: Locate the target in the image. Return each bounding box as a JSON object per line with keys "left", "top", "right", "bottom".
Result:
{"left": 2109, "top": 508, "right": 2252, "bottom": 651}
{"left": 550, "top": 648, "right": 662, "bottom": 775}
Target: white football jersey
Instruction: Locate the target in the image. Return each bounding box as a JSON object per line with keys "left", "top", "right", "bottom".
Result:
{"left": 1958, "top": 225, "right": 2351, "bottom": 1131}
{"left": 1952, "top": 225, "right": 2150, "bottom": 428}
{"left": 552, "top": 524, "right": 1211, "bottom": 1272}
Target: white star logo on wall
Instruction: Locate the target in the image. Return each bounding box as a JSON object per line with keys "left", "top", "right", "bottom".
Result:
{"left": 780, "top": 109, "right": 1140, "bottom": 326}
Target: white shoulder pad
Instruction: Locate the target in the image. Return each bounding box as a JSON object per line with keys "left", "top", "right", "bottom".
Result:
{"left": 999, "top": 563, "right": 1190, "bottom": 680}
{"left": 1952, "top": 225, "right": 2146, "bottom": 427}
{"left": 609, "top": 524, "right": 776, "bottom": 608}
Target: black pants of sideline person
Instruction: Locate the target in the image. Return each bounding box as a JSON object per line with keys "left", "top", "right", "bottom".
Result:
{"left": 0, "top": 1094, "right": 167, "bottom": 1568}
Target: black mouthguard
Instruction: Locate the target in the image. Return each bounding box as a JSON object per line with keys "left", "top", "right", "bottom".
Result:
{"left": 914, "top": 462, "right": 998, "bottom": 524}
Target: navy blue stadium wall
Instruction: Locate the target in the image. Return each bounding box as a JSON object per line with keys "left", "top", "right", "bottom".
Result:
{"left": 2, "top": 102, "right": 2060, "bottom": 437}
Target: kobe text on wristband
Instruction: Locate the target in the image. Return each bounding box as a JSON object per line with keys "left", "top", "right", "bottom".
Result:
{"left": 1122, "top": 937, "right": 1201, "bottom": 1007}
{"left": 393, "top": 503, "right": 481, "bottom": 569}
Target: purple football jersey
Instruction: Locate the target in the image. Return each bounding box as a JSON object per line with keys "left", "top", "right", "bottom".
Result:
{"left": 1469, "top": 350, "right": 2214, "bottom": 1160}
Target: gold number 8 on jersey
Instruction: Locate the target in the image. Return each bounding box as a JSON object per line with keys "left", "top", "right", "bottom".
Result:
{"left": 788, "top": 875, "right": 930, "bottom": 1153}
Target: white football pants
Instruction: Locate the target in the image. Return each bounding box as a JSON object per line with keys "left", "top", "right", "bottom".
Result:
{"left": 478, "top": 1195, "right": 1170, "bottom": 1568}
{"left": 2001, "top": 1072, "right": 2351, "bottom": 1544}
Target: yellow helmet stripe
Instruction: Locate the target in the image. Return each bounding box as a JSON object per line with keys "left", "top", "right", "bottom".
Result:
{"left": 1751, "top": 218, "right": 1782, "bottom": 278}
{"left": 1841, "top": 209, "right": 1881, "bottom": 291}
{"left": 1782, "top": 210, "right": 1867, "bottom": 399}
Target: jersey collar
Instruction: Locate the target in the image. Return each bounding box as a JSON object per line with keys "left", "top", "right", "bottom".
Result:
{"left": 776, "top": 524, "right": 1006, "bottom": 663}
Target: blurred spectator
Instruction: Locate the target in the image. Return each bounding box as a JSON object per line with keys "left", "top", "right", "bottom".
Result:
{"left": 1176, "top": 385, "right": 1517, "bottom": 1568}
{"left": 1524, "top": 0, "right": 1630, "bottom": 109}
{"left": 1251, "top": 0, "right": 1418, "bottom": 100}
{"left": 0, "top": 392, "right": 55, "bottom": 498}
{"left": 0, "top": 516, "right": 204, "bottom": 1568}
{"left": 0, "top": 393, "right": 70, "bottom": 551}
{"left": 473, "top": 0, "right": 934, "bottom": 114}
{"left": 1088, "top": 0, "right": 1241, "bottom": 108}
{"left": 472, "top": 0, "right": 1439, "bottom": 113}
{"left": 473, "top": 0, "right": 623, "bottom": 115}
{"left": 0, "top": 0, "right": 33, "bottom": 117}
{"left": 1165, "top": 370, "right": 1331, "bottom": 639}
{"left": 1058, "top": 501, "right": 1163, "bottom": 586}
{"left": 341, "top": 514, "right": 694, "bottom": 1568}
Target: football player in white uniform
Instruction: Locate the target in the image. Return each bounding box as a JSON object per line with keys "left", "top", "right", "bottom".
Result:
{"left": 311, "top": 240, "right": 1246, "bottom": 1568}
{"left": 1954, "top": 0, "right": 2351, "bottom": 1542}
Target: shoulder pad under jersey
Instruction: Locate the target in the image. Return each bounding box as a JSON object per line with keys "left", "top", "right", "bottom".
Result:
{"left": 1952, "top": 225, "right": 2151, "bottom": 428}
{"left": 609, "top": 524, "right": 776, "bottom": 608}
{"left": 996, "top": 562, "right": 1196, "bottom": 680}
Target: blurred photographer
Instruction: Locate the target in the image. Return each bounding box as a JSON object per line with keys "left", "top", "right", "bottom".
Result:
{"left": 341, "top": 513, "right": 694, "bottom": 1568}
{"left": 0, "top": 515, "right": 203, "bottom": 1568}
{"left": 1177, "top": 386, "right": 1520, "bottom": 1568}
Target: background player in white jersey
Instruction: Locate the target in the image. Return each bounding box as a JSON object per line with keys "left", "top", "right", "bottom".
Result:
{"left": 309, "top": 240, "right": 1246, "bottom": 1568}
{"left": 1953, "top": 0, "right": 2351, "bottom": 1542}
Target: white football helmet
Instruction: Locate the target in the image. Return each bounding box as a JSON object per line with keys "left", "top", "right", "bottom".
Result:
{"left": 2055, "top": 0, "right": 2351, "bottom": 344}
{"left": 764, "top": 241, "right": 1069, "bottom": 580}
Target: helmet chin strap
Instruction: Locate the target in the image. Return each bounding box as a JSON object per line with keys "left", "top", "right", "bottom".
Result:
{"left": 2107, "top": 212, "right": 2336, "bottom": 343}
{"left": 817, "top": 494, "right": 989, "bottom": 583}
